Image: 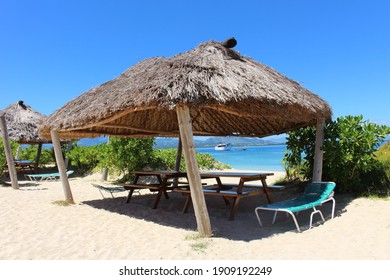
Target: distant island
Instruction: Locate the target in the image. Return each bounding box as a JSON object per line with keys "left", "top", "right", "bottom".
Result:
{"left": 154, "top": 136, "right": 285, "bottom": 149}
{"left": 77, "top": 136, "right": 286, "bottom": 148}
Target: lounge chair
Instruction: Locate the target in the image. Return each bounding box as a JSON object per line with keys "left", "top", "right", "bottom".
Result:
{"left": 25, "top": 170, "right": 74, "bottom": 181}
{"left": 91, "top": 183, "right": 130, "bottom": 199}
{"left": 255, "top": 181, "right": 336, "bottom": 232}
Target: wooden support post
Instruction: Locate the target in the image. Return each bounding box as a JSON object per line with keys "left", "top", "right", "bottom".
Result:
{"left": 101, "top": 137, "right": 110, "bottom": 181}
{"left": 15, "top": 145, "right": 22, "bottom": 160}
{"left": 34, "top": 143, "right": 43, "bottom": 172}
{"left": 64, "top": 141, "right": 73, "bottom": 168}
{"left": 173, "top": 138, "right": 183, "bottom": 187}
{"left": 0, "top": 115, "right": 19, "bottom": 189}
{"left": 51, "top": 130, "right": 74, "bottom": 204}
{"left": 313, "top": 119, "right": 325, "bottom": 182}
{"left": 176, "top": 105, "right": 212, "bottom": 237}
{"left": 101, "top": 167, "right": 108, "bottom": 181}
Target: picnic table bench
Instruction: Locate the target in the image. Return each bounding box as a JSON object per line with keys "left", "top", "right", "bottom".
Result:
{"left": 14, "top": 160, "right": 35, "bottom": 172}
{"left": 121, "top": 170, "right": 188, "bottom": 209}
{"left": 174, "top": 171, "right": 276, "bottom": 220}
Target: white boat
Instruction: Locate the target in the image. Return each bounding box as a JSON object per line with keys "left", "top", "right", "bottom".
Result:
{"left": 215, "top": 143, "right": 232, "bottom": 151}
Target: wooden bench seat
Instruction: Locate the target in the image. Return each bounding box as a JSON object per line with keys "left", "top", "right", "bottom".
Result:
{"left": 122, "top": 182, "right": 181, "bottom": 208}
{"left": 213, "top": 183, "right": 286, "bottom": 191}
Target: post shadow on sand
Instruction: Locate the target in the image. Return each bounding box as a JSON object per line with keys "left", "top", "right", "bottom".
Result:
{"left": 82, "top": 188, "right": 351, "bottom": 241}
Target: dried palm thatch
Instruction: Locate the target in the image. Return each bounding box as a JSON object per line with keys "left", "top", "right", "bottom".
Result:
{"left": 1, "top": 101, "right": 50, "bottom": 144}
{"left": 39, "top": 39, "right": 332, "bottom": 139}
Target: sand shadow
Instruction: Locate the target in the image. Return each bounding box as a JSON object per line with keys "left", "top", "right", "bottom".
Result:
{"left": 82, "top": 187, "right": 353, "bottom": 241}
{"left": 1, "top": 179, "right": 48, "bottom": 190}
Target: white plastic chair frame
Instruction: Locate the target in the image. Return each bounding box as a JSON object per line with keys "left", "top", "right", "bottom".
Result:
{"left": 255, "top": 186, "right": 336, "bottom": 233}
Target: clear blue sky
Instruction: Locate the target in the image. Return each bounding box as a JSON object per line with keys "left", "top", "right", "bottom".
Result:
{"left": 1, "top": 0, "right": 389, "bottom": 129}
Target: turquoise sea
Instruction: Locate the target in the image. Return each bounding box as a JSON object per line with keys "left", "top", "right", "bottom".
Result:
{"left": 196, "top": 145, "right": 287, "bottom": 172}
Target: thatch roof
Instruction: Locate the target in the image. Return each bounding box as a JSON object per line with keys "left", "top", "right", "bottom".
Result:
{"left": 39, "top": 39, "right": 332, "bottom": 139}
{"left": 1, "top": 101, "right": 51, "bottom": 144}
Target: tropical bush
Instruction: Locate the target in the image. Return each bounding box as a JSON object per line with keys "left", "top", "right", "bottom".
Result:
{"left": 100, "top": 138, "right": 156, "bottom": 182}
{"left": 66, "top": 137, "right": 230, "bottom": 182}
{"left": 20, "top": 145, "right": 55, "bottom": 166}
{"left": 153, "top": 148, "right": 230, "bottom": 171}
{"left": 375, "top": 141, "right": 390, "bottom": 185}
{"left": 66, "top": 144, "right": 102, "bottom": 174}
{"left": 284, "top": 115, "right": 390, "bottom": 196}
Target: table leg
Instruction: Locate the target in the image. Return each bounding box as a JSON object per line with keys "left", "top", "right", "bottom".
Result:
{"left": 125, "top": 174, "right": 140, "bottom": 204}
{"left": 161, "top": 176, "right": 170, "bottom": 200}
{"left": 261, "top": 178, "right": 273, "bottom": 203}
{"left": 229, "top": 196, "right": 241, "bottom": 220}
{"left": 153, "top": 190, "right": 166, "bottom": 209}
{"left": 182, "top": 195, "right": 192, "bottom": 213}
{"left": 125, "top": 188, "right": 135, "bottom": 204}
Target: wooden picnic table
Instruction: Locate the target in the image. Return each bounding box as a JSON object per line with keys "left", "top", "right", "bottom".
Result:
{"left": 175, "top": 171, "right": 275, "bottom": 220}
{"left": 121, "top": 170, "right": 188, "bottom": 209}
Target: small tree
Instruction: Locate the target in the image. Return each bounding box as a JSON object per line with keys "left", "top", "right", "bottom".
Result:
{"left": 67, "top": 144, "right": 101, "bottom": 174}
{"left": 20, "top": 145, "right": 55, "bottom": 166}
{"left": 153, "top": 148, "right": 230, "bottom": 171}
{"left": 99, "top": 137, "right": 156, "bottom": 182}
{"left": 284, "top": 115, "right": 390, "bottom": 196}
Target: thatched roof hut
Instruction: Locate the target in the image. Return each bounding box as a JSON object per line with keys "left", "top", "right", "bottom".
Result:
{"left": 39, "top": 38, "right": 332, "bottom": 237}
{"left": 39, "top": 39, "right": 331, "bottom": 140}
{"left": 1, "top": 101, "right": 50, "bottom": 144}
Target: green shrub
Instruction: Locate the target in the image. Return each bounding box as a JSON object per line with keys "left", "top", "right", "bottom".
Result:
{"left": 196, "top": 152, "right": 230, "bottom": 170}
{"left": 95, "top": 138, "right": 156, "bottom": 182}
{"left": 20, "top": 145, "right": 55, "bottom": 166}
{"left": 284, "top": 115, "right": 390, "bottom": 196}
{"left": 65, "top": 138, "right": 230, "bottom": 180}
{"left": 67, "top": 144, "right": 101, "bottom": 174}
{"left": 375, "top": 141, "right": 390, "bottom": 185}
{"left": 153, "top": 148, "right": 230, "bottom": 171}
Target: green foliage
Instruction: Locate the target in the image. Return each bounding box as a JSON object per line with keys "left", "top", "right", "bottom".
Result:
{"left": 101, "top": 138, "right": 156, "bottom": 182}
{"left": 20, "top": 145, "right": 55, "bottom": 166}
{"left": 153, "top": 148, "right": 230, "bottom": 171}
{"left": 153, "top": 148, "right": 182, "bottom": 170}
{"left": 375, "top": 142, "right": 390, "bottom": 182}
{"left": 284, "top": 115, "right": 390, "bottom": 196}
{"left": 284, "top": 125, "right": 316, "bottom": 180}
{"left": 66, "top": 137, "right": 156, "bottom": 180}
{"left": 375, "top": 141, "right": 390, "bottom": 162}
{"left": 65, "top": 137, "right": 230, "bottom": 181}
{"left": 196, "top": 152, "right": 230, "bottom": 170}
{"left": 67, "top": 144, "right": 102, "bottom": 174}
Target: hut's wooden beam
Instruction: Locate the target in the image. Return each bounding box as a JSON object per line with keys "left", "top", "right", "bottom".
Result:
{"left": 101, "top": 137, "right": 110, "bottom": 181}
{"left": 0, "top": 115, "right": 19, "bottom": 189}
{"left": 63, "top": 106, "right": 160, "bottom": 132}
{"left": 176, "top": 105, "right": 212, "bottom": 237}
{"left": 204, "top": 105, "right": 243, "bottom": 116}
{"left": 172, "top": 138, "right": 183, "bottom": 187}
{"left": 98, "top": 123, "right": 178, "bottom": 136}
{"left": 15, "top": 145, "right": 22, "bottom": 160}
{"left": 51, "top": 130, "right": 74, "bottom": 204}
{"left": 34, "top": 143, "right": 43, "bottom": 172}
{"left": 64, "top": 141, "right": 73, "bottom": 168}
{"left": 312, "top": 119, "right": 325, "bottom": 182}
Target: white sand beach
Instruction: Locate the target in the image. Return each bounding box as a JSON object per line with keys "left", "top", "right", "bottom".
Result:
{"left": 0, "top": 171, "right": 389, "bottom": 260}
